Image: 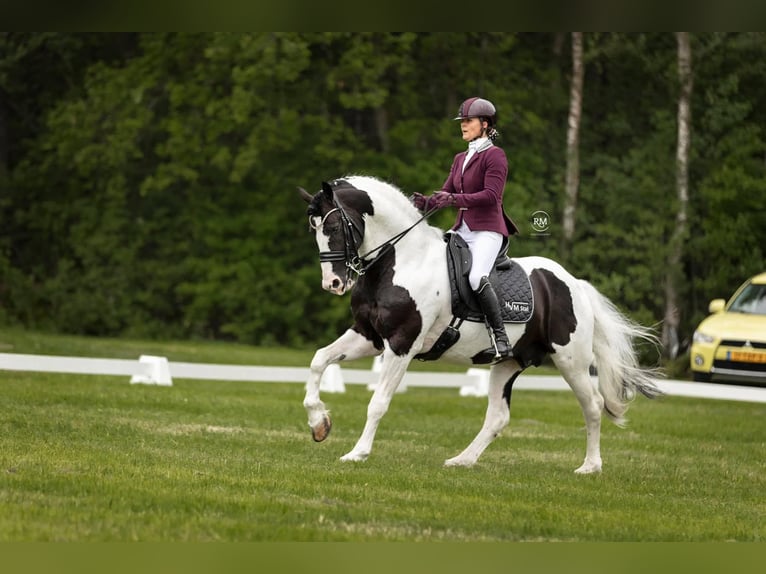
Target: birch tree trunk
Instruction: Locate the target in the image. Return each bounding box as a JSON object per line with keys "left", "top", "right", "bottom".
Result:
{"left": 562, "top": 32, "right": 584, "bottom": 258}
{"left": 663, "top": 32, "right": 693, "bottom": 359}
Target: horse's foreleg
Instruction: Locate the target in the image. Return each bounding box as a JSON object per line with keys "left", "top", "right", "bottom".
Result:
{"left": 444, "top": 362, "right": 520, "bottom": 467}
{"left": 340, "top": 350, "right": 411, "bottom": 462}
{"left": 304, "top": 329, "right": 378, "bottom": 442}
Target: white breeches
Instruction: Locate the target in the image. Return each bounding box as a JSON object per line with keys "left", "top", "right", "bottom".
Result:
{"left": 455, "top": 222, "right": 503, "bottom": 291}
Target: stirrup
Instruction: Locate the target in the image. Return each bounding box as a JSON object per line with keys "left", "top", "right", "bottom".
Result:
{"left": 483, "top": 328, "right": 512, "bottom": 361}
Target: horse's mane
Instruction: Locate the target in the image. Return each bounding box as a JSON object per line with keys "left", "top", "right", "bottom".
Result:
{"left": 343, "top": 175, "right": 423, "bottom": 222}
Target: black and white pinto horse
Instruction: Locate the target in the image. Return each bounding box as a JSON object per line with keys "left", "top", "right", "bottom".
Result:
{"left": 300, "top": 175, "right": 662, "bottom": 473}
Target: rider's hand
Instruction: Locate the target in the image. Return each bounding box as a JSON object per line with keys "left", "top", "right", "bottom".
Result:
{"left": 411, "top": 192, "right": 427, "bottom": 211}
{"left": 428, "top": 191, "right": 456, "bottom": 210}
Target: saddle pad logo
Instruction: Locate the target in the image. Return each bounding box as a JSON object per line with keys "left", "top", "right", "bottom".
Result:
{"left": 504, "top": 300, "right": 530, "bottom": 314}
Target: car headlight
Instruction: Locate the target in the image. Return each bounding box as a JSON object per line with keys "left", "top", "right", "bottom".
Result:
{"left": 693, "top": 330, "right": 715, "bottom": 344}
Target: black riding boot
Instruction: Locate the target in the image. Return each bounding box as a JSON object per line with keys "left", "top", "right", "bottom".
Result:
{"left": 476, "top": 276, "right": 512, "bottom": 360}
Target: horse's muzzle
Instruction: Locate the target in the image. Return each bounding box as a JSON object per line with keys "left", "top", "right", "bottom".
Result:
{"left": 322, "top": 276, "right": 354, "bottom": 295}
{"left": 323, "top": 278, "right": 343, "bottom": 294}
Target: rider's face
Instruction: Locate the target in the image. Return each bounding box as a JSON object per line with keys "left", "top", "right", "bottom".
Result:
{"left": 460, "top": 117, "right": 486, "bottom": 142}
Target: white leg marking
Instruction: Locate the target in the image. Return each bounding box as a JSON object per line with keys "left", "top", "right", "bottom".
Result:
{"left": 445, "top": 362, "right": 520, "bottom": 467}
{"left": 555, "top": 352, "right": 604, "bottom": 474}
{"left": 340, "top": 348, "right": 412, "bottom": 462}
{"left": 304, "top": 329, "right": 378, "bottom": 441}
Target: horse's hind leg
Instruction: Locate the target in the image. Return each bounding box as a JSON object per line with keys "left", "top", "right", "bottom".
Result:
{"left": 304, "top": 328, "right": 378, "bottom": 442}
{"left": 444, "top": 360, "right": 521, "bottom": 467}
{"left": 553, "top": 349, "right": 604, "bottom": 474}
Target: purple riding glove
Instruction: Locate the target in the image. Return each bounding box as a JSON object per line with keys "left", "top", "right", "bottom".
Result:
{"left": 428, "top": 191, "right": 456, "bottom": 210}
{"left": 411, "top": 192, "right": 427, "bottom": 211}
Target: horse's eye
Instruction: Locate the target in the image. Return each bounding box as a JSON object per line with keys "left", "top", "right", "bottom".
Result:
{"left": 324, "top": 224, "right": 340, "bottom": 234}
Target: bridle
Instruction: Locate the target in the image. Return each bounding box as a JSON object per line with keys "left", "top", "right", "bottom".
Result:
{"left": 309, "top": 204, "right": 364, "bottom": 281}
{"left": 309, "top": 199, "right": 439, "bottom": 282}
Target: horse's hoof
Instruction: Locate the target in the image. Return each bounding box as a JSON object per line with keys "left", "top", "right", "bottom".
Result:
{"left": 310, "top": 414, "right": 332, "bottom": 442}
{"left": 574, "top": 461, "right": 602, "bottom": 474}
{"left": 340, "top": 451, "right": 368, "bottom": 462}
{"left": 443, "top": 456, "right": 474, "bottom": 468}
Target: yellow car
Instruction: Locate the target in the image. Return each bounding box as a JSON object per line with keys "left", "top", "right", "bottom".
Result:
{"left": 690, "top": 271, "right": 766, "bottom": 385}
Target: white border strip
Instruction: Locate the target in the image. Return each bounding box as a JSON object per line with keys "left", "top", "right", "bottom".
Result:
{"left": 1, "top": 352, "right": 764, "bottom": 403}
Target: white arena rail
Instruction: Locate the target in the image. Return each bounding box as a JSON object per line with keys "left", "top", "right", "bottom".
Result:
{"left": 1, "top": 352, "right": 765, "bottom": 403}
{"left": 0, "top": 352, "right": 149, "bottom": 377}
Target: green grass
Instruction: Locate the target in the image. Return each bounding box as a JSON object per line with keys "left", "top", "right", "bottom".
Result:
{"left": 0, "top": 329, "right": 763, "bottom": 541}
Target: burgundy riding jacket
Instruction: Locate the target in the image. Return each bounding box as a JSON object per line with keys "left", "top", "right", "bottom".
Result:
{"left": 439, "top": 144, "right": 519, "bottom": 236}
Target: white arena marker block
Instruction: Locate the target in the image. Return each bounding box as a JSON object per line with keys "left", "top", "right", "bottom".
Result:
{"left": 130, "top": 355, "right": 173, "bottom": 386}
{"left": 320, "top": 363, "right": 346, "bottom": 393}
{"left": 460, "top": 368, "right": 489, "bottom": 397}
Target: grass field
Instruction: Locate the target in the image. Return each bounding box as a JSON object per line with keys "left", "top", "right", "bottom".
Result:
{"left": 0, "top": 329, "right": 764, "bottom": 542}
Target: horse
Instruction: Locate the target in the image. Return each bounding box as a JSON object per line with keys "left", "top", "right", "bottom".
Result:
{"left": 299, "top": 175, "right": 662, "bottom": 473}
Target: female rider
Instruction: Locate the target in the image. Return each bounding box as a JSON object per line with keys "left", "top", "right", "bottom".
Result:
{"left": 413, "top": 97, "right": 518, "bottom": 360}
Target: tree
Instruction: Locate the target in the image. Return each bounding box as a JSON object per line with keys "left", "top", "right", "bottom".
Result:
{"left": 561, "top": 32, "right": 584, "bottom": 260}
{"left": 686, "top": 33, "right": 766, "bottom": 328}
{"left": 662, "top": 32, "right": 692, "bottom": 359}
{"left": 2, "top": 33, "right": 765, "bottom": 354}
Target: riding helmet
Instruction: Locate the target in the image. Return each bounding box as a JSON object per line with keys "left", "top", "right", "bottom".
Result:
{"left": 454, "top": 97, "right": 497, "bottom": 122}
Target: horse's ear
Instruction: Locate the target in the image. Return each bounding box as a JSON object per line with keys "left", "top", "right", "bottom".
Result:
{"left": 298, "top": 187, "right": 313, "bottom": 204}
{"left": 321, "top": 181, "right": 334, "bottom": 201}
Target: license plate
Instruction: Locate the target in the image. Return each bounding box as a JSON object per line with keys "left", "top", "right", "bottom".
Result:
{"left": 729, "top": 350, "right": 766, "bottom": 364}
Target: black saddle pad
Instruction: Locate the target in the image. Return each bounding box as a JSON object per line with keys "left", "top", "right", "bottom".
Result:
{"left": 445, "top": 233, "right": 534, "bottom": 323}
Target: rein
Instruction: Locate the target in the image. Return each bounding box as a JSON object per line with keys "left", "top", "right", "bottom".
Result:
{"left": 311, "top": 200, "right": 440, "bottom": 281}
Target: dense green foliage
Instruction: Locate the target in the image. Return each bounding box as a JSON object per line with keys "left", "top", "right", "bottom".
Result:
{"left": 1, "top": 33, "right": 765, "bottom": 351}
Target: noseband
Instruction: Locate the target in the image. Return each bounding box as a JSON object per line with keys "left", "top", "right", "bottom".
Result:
{"left": 309, "top": 199, "right": 437, "bottom": 282}
{"left": 309, "top": 204, "right": 365, "bottom": 280}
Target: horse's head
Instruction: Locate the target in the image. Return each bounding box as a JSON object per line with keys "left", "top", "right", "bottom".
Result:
{"left": 300, "top": 180, "right": 370, "bottom": 295}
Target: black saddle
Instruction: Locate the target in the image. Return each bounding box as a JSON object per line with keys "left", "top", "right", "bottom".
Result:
{"left": 445, "top": 232, "right": 534, "bottom": 323}
{"left": 414, "top": 233, "right": 534, "bottom": 363}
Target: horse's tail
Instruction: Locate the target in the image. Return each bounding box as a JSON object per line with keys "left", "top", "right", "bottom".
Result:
{"left": 581, "top": 280, "right": 664, "bottom": 426}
